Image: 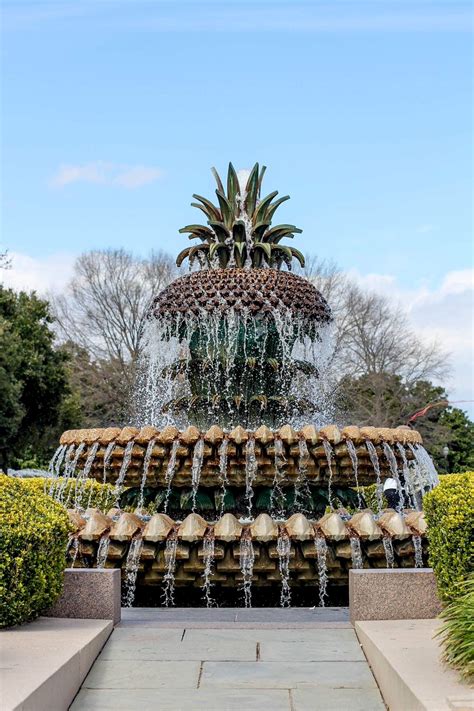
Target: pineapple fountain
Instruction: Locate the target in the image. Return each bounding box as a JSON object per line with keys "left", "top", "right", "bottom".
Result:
{"left": 52, "top": 163, "right": 438, "bottom": 607}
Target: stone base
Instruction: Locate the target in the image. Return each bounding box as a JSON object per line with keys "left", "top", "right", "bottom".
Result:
{"left": 349, "top": 568, "right": 442, "bottom": 623}
{"left": 45, "top": 568, "right": 121, "bottom": 625}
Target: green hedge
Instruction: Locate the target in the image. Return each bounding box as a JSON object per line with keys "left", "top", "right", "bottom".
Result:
{"left": 23, "top": 477, "right": 117, "bottom": 512}
{"left": 0, "top": 473, "right": 73, "bottom": 627}
{"left": 424, "top": 472, "right": 474, "bottom": 602}
{"left": 436, "top": 574, "right": 474, "bottom": 682}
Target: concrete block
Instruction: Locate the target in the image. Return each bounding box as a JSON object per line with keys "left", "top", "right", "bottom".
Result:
{"left": 349, "top": 568, "right": 442, "bottom": 623}
{"left": 45, "top": 568, "right": 121, "bottom": 625}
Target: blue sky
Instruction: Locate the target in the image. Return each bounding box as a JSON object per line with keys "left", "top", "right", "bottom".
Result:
{"left": 1, "top": 0, "right": 473, "bottom": 409}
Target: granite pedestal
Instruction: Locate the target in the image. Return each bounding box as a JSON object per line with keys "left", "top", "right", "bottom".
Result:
{"left": 349, "top": 568, "right": 442, "bottom": 624}
{"left": 45, "top": 568, "right": 121, "bottom": 625}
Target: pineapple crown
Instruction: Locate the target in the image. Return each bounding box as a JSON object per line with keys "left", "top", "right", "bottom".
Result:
{"left": 177, "top": 162, "right": 305, "bottom": 270}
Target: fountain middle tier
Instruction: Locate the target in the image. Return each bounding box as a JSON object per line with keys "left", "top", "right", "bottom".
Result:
{"left": 59, "top": 423, "right": 425, "bottom": 489}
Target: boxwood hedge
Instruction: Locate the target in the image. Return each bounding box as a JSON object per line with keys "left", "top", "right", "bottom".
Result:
{"left": 23, "top": 476, "right": 117, "bottom": 512}
{"left": 424, "top": 472, "right": 474, "bottom": 603}
{"left": 0, "top": 473, "right": 72, "bottom": 627}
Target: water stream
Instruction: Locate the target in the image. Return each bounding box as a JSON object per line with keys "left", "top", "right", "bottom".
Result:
{"left": 382, "top": 537, "right": 395, "bottom": 568}
{"left": 163, "top": 439, "right": 180, "bottom": 513}
{"left": 245, "top": 438, "right": 258, "bottom": 518}
{"left": 270, "top": 438, "right": 286, "bottom": 518}
{"left": 345, "top": 439, "right": 362, "bottom": 509}
{"left": 191, "top": 438, "right": 205, "bottom": 512}
{"left": 162, "top": 535, "right": 178, "bottom": 607}
{"left": 365, "top": 440, "right": 383, "bottom": 512}
{"left": 138, "top": 439, "right": 156, "bottom": 512}
{"left": 350, "top": 536, "right": 363, "bottom": 569}
{"left": 314, "top": 536, "right": 328, "bottom": 607}
{"left": 114, "top": 441, "right": 135, "bottom": 506}
{"left": 239, "top": 536, "right": 255, "bottom": 608}
{"left": 412, "top": 535, "right": 423, "bottom": 567}
{"left": 67, "top": 536, "right": 79, "bottom": 568}
{"left": 218, "top": 438, "right": 229, "bottom": 517}
{"left": 96, "top": 535, "right": 110, "bottom": 568}
{"left": 322, "top": 440, "right": 335, "bottom": 509}
{"left": 122, "top": 538, "right": 143, "bottom": 607}
{"left": 201, "top": 534, "right": 216, "bottom": 607}
{"left": 277, "top": 534, "right": 292, "bottom": 607}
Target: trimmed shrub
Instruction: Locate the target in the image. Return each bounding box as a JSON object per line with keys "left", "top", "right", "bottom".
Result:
{"left": 424, "top": 472, "right": 474, "bottom": 602}
{"left": 0, "top": 473, "right": 73, "bottom": 627}
{"left": 22, "top": 477, "right": 117, "bottom": 512}
{"left": 437, "top": 574, "right": 474, "bottom": 682}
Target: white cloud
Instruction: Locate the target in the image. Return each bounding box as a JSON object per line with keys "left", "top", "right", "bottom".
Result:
{"left": 50, "top": 161, "right": 163, "bottom": 189}
{"left": 0, "top": 252, "right": 76, "bottom": 295}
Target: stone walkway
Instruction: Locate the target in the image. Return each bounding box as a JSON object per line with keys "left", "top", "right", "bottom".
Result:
{"left": 71, "top": 608, "right": 385, "bottom": 710}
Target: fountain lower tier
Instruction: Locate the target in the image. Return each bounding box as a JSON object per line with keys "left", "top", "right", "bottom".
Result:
{"left": 67, "top": 508, "right": 428, "bottom": 596}
{"left": 58, "top": 423, "right": 423, "bottom": 488}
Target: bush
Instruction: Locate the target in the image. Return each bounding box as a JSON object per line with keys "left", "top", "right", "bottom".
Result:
{"left": 22, "top": 477, "right": 117, "bottom": 512}
{"left": 424, "top": 472, "right": 474, "bottom": 602}
{"left": 0, "top": 473, "right": 73, "bottom": 627}
{"left": 437, "top": 574, "right": 474, "bottom": 682}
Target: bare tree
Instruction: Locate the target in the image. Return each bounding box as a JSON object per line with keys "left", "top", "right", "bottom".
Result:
{"left": 53, "top": 249, "right": 176, "bottom": 367}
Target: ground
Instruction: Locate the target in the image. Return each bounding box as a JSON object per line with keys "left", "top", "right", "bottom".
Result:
{"left": 71, "top": 607, "right": 385, "bottom": 710}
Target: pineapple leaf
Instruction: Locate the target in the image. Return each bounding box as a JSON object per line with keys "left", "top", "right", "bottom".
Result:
{"left": 227, "top": 162, "right": 241, "bottom": 204}
{"left": 232, "top": 219, "right": 247, "bottom": 243}
{"left": 209, "top": 242, "right": 228, "bottom": 261}
{"left": 179, "top": 225, "right": 214, "bottom": 242}
{"left": 192, "top": 194, "right": 221, "bottom": 221}
{"left": 289, "top": 247, "right": 305, "bottom": 267}
{"left": 244, "top": 163, "right": 260, "bottom": 216}
{"left": 234, "top": 240, "right": 247, "bottom": 267}
{"left": 266, "top": 195, "right": 290, "bottom": 222}
{"left": 272, "top": 245, "right": 293, "bottom": 260}
{"left": 265, "top": 224, "right": 302, "bottom": 243}
{"left": 176, "top": 247, "right": 192, "bottom": 267}
{"left": 252, "top": 221, "right": 271, "bottom": 241}
{"left": 208, "top": 221, "right": 230, "bottom": 243}
{"left": 257, "top": 165, "right": 267, "bottom": 198}
{"left": 253, "top": 242, "right": 272, "bottom": 261}
{"left": 211, "top": 167, "right": 225, "bottom": 195}
{"left": 254, "top": 191, "right": 278, "bottom": 224}
{"left": 215, "top": 190, "right": 234, "bottom": 228}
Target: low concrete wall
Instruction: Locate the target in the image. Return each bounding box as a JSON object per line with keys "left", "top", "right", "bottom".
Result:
{"left": 349, "top": 568, "right": 442, "bottom": 624}
{"left": 45, "top": 568, "right": 121, "bottom": 625}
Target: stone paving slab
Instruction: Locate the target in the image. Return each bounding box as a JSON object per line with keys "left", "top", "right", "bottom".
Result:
{"left": 82, "top": 659, "right": 201, "bottom": 689}
{"left": 291, "top": 687, "right": 385, "bottom": 710}
{"left": 259, "top": 637, "right": 365, "bottom": 662}
{"left": 71, "top": 687, "right": 291, "bottom": 710}
{"left": 200, "top": 660, "right": 378, "bottom": 689}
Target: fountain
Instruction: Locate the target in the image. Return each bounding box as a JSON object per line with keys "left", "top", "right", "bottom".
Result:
{"left": 52, "top": 162, "right": 437, "bottom": 606}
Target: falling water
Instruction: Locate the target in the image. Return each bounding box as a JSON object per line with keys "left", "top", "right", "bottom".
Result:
{"left": 163, "top": 439, "right": 180, "bottom": 513}
{"left": 96, "top": 535, "right": 110, "bottom": 568}
{"left": 396, "top": 443, "right": 419, "bottom": 511}
{"left": 277, "top": 534, "right": 292, "bottom": 607}
{"left": 270, "top": 438, "right": 286, "bottom": 518}
{"left": 345, "top": 439, "right": 362, "bottom": 509}
{"left": 102, "top": 441, "right": 116, "bottom": 483}
{"left": 137, "top": 439, "right": 156, "bottom": 512}
{"left": 60, "top": 443, "right": 85, "bottom": 506}
{"left": 365, "top": 440, "right": 383, "bottom": 512}
{"left": 122, "top": 538, "right": 143, "bottom": 607}
{"left": 294, "top": 439, "right": 312, "bottom": 513}
{"left": 245, "top": 437, "right": 258, "bottom": 518}
{"left": 48, "top": 444, "right": 65, "bottom": 478}
{"left": 382, "top": 442, "right": 404, "bottom": 511}
{"left": 162, "top": 536, "right": 178, "bottom": 607}
{"left": 412, "top": 535, "right": 423, "bottom": 568}
{"left": 82, "top": 443, "right": 101, "bottom": 509}
{"left": 201, "top": 534, "right": 215, "bottom": 607}
{"left": 350, "top": 537, "right": 363, "bottom": 569}
{"left": 322, "top": 440, "right": 335, "bottom": 509}
{"left": 239, "top": 536, "right": 255, "bottom": 608}
{"left": 114, "top": 441, "right": 135, "bottom": 505}
{"left": 191, "top": 438, "right": 205, "bottom": 511}
{"left": 314, "top": 536, "right": 328, "bottom": 607}
{"left": 218, "top": 438, "right": 229, "bottom": 517}
{"left": 410, "top": 444, "right": 439, "bottom": 491}
{"left": 382, "top": 537, "right": 395, "bottom": 568}
{"left": 67, "top": 537, "right": 79, "bottom": 568}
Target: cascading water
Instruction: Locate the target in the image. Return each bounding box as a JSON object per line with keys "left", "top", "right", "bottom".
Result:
{"left": 114, "top": 441, "right": 134, "bottom": 505}
{"left": 137, "top": 438, "right": 155, "bottom": 512}
{"left": 396, "top": 442, "right": 419, "bottom": 511}
{"left": 277, "top": 533, "right": 292, "bottom": 607}
{"left": 245, "top": 437, "right": 257, "bottom": 518}
{"left": 382, "top": 442, "right": 403, "bottom": 510}
{"left": 294, "top": 439, "right": 312, "bottom": 514}
{"left": 96, "top": 535, "right": 110, "bottom": 568}
{"left": 122, "top": 538, "right": 143, "bottom": 607}
{"left": 163, "top": 439, "right": 180, "bottom": 513}
{"left": 382, "top": 537, "right": 395, "bottom": 568}
{"left": 191, "top": 438, "right": 205, "bottom": 511}
{"left": 67, "top": 536, "right": 79, "bottom": 568}
{"left": 349, "top": 536, "right": 363, "bottom": 569}
{"left": 345, "top": 439, "right": 362, "bottom": 509}
{"left": 201, "top": 534, "right": 216, "bottom": 607}
{"left": 218, "top": 438, "right": 228, "bottom": 517}
{"left": 239, "top": 535, "right": 255, "bottom": 608}
{"left": 365, "top": 440, "right": 383, "bottom": 512}
{"left": 412, "top": 535, "right": 423, "bottom": 567}
{"left": 322, "top": 439, "right": 335, "bottom": 509}
{"left": 102, "top": 441, "right": 116, "bottom": 483}
{"left": 270, "top": 438, "right": 286, "bottom": 517}
{"left": 162, "top": 535, "right": 178, "bottom": 607}
{"left": 314, "top": 536, "right": 328, "bottom": 607}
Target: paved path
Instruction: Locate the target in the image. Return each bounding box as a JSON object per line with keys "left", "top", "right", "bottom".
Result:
{"left": 71, "top": 608, "right": 385, "bottom": 710}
